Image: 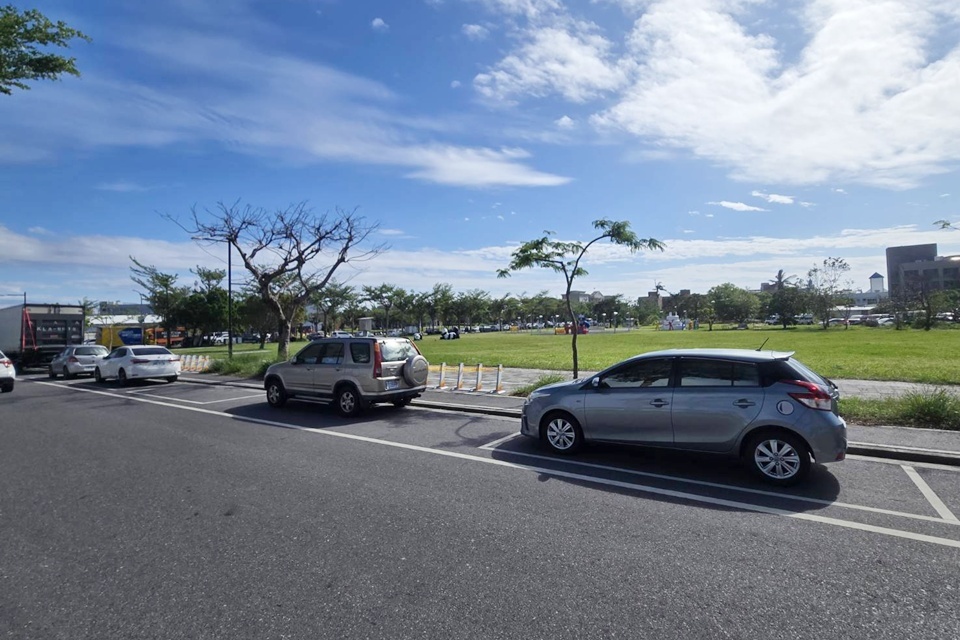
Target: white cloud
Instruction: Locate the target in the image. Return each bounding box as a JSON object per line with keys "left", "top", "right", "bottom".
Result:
{"left": 554, "top": 115, "right": 575, "bottom": 129}
{"left": 462, "top": 23, "right": 490, "bottom": 40}
{"left": 96, "top": 181, "right": 153, "bottom": 193}
{"left": 708, "top": 201, "right": 768, "bottom": 212}
{"left": 833, "top": 188, "right": 848, "bottom": 194}
{"left": 475, "top": 19, "right": 630, "bottom": 103}
{"left": 800, "top": 201, "right": 816, "bottom": 208}
{"left": 371, "top": 18, "right": 389, "bottom": 32}
{"left": 450, "top": 80, "right": 462, "bottom": 88}
{"left": 942, "top": 193, "right": 951, "bottom": 197}
{"left": 751, "top": 190, "right": 795, "bottom": 204}
{"left": 590, "top": 0, "right": 960, "bottom": 189}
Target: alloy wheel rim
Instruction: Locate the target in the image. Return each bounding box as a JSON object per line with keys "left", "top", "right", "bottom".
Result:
{"left": 547, "top": 419, "right": 575, "bottom": 450}
{"left": 340, "top": 393, "right": 355, "bottom": 412}
{"left": 755, "top": 439, "right": 801, "bottom": 479}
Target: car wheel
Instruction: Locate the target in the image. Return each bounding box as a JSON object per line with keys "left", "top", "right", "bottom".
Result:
{"left": 48, "top": 366, "right": 57, "bottom": 379}
{"left": 335, "top": 385, "right": 364, "bottom": 417}
{"left": 745, "top": 431, "right": 811, "bottom": 486}
{"left": 541, "top": 412, "right": 584, "bottom": 455}
{"left": 118, "top": 369, "right": 128, "bottom": 387}
{"left": 401, "top": 355, "right": 429, "bottom": 387}
{"left": 392, "top": 397, "right": 412, "bottom": 408}
{"left": 64, "top": 367, "right": 75, "bottom": 380}
{"left": 94, "top": 367, "right": 104, "bottom": 383}
{"left": 265, "top": 379, "right": 287, "bottom": 408}
{"left": 1, "top": 381, "right": 12, "bottom": 393}
{"left": 166, "top": 376, "right": 178, "bottom": 383}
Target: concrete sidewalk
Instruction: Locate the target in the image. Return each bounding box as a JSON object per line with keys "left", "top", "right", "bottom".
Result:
{"left": 178, "top": 369, "right": 960, "bottom": 467}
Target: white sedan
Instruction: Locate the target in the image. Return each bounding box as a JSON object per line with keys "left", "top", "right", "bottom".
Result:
{"left": 95, "top": 345, "right": 181, "bottom": 385}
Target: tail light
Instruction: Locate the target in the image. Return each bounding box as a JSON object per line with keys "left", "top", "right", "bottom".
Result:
{"left": 131, "top": 358, "right": 150, "bottom": 364}
{"left": 171, "top": 356, "right": 181, "bottom": 362}
{"left": 373, "top": 341, "right": 383, "bottom": 378}
{"left": 782, "top": 379, "right": 833, "bottom": 411}
{"left": 68, "top": 356, "right": 80, "bottom": 364}
{"left": 1, "top": 358, "right": 11, "bottom": 367}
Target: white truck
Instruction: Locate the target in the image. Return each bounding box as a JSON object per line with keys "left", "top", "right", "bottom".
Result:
{"left": 0, "top": 303, "right": 85, "bottom": 371}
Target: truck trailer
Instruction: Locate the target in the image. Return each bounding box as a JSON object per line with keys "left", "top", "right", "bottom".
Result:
{"left": 0, "top": 303, "right": 85, "bottom": 371}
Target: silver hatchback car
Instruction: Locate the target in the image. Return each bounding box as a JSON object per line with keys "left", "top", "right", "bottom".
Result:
{"left": 263, "top": 336, "right": 429, "bottom": 417}
{"left": 48, "top": 345, "right": 109, "bottom": 379}
{"left": 520, "top": 349, "right": 847, "bottom": 485}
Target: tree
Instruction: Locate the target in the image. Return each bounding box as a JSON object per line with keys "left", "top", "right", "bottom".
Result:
{"left": 807, "top": 257, "right": 851, "bottom": 328}
{"left": 708, "top": 283, "right": 759, "bottom": 324}
{"left": 309, "top": 281, "right": 355, "bottom": 332}
{"left": 1, "top": 5, "right": 90, "bottom": 95}
{"left": 129, "top": 258, "right": 189, "bottom": 347}
{"left": 498, "top": 220, "right": 664, "bottom": 378}
{"left": 174, "top": 201, "right": 384, "bottom": 360}
{"left": 769, "top": 286, "right": 809, "bottom": 329}
{"left": 362, "top": 284, "right": 405, "bottom": 330}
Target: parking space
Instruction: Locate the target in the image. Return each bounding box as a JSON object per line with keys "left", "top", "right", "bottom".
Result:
{"left": 29, "top": 374, "right": 960, "bottom": 549}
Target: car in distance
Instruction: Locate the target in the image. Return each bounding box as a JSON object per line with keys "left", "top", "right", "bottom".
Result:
{"left": 48, "top": 345, "right": 109, "bottom": 379}
{"left": 0, "top": 349, "right": 15, "bottom": 392}
{"left": 263, "top": 336, "right": 429, "bottom": 417}
{"left": 94, "top": 345, "right": 182, "bottom": 386}
{"left": 520, "top": 349, "right": 846, "bottom": 486}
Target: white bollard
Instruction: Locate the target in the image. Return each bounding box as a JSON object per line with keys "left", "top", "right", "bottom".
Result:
{"left": 472, "top": 363, "right": 483, "bottom": 391}
{"left": 455, "top": 363, "right": 465, "bottom": 390}
{"left": 437, "top": 362, "right": 447, "bottom": 389}
{"left": 491, "top": 364, "right": 504, "bottom": 394}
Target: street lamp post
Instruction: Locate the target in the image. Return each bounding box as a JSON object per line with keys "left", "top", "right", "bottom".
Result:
{"left": 613, "top": 311, "right": 619, "bottom": 333}
{"left": 602, "top": 312, "right": 606, "bottom": 328}
{"left": 193, "top": 236, "right": 233, "bottom": 359}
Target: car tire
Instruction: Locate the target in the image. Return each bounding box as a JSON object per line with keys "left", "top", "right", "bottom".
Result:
{"left": 1, "top": 381, "right": 12, "bottom": 393}
{"left": 401, "top": 355, "right": 429, "bottom": 387}
{"left": 541, "top": 412, "right": 584, "bottom": 455}
{"left": 94, "top": 367, "right": 104, "bottom": 383}
{"left": 64, "top": 367, "right": 75, "bottom": 380}
{"left": 265, "top": 379, "right": 288, "bottom": 408}
{"left": 118, "top": 369, "right": 128, "bottom": 387}
{"left": 166, "top": 376, "right": 178, "bottom": 383}
{"left": 745, "top": 431, "right": 811, "bottom": 486}
{"left": 48, "top": 366, "right": 57, "bottom": 379}
{"left": 335, "top": 385, "right": 364, "bottom": 418}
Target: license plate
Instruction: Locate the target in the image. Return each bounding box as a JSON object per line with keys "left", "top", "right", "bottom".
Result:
{"left": 385, "top": 380, "right": 398, "bottom": 390}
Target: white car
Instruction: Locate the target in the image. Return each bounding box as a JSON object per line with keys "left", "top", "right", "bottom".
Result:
{"left": 0, "top": 349, "right": 15, "bottom": 393}
{"left": 95, "top": 345, "right": 181, "bottom": 386}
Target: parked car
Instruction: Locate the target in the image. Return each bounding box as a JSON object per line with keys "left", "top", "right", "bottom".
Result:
{"left": 795, "top": 314, "right": 814, "bottom": 325}
{"left": 263, "top": 336, "right": 429, "bottom": 417}
{"left": 95, "top": 345, "right": 181, "bottom": 386}
{"left": 48, "top": 345, "right": 109, "bottom": 379}
{"left": 520, "top": 348, "right": 846, "bottom": 486}
{"left": 328, "top": 330, "right": 353, "bottom": 338}
{"left": 0, "top": 349, "right": 15, "bottom": 392}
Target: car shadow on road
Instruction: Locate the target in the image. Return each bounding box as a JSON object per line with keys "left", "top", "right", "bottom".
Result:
{"left": 488, "top": 439, "right": 842, "bottom": 515}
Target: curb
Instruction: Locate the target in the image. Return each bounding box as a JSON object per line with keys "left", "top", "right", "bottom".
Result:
{"left": 178, "top": 375, "right": 960, "bottom": 467}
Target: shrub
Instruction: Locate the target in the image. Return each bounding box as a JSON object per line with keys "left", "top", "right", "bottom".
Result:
{"left": 510, "top": 373, "right": 568, "bottom": 397}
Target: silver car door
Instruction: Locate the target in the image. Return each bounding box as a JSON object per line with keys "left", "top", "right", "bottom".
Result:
{"left": 671, "top": 358, "right": 764, "bottom": 452}
{"left": 582, "top": 357, "right": 675, "bottom": 444}
{"left": 285, "top": 343, "right": 324, "bottom": 394}
{"left": 314, "top": 341, "right": 345, "bottom": 396}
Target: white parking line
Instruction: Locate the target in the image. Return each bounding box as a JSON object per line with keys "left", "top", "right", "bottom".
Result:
{"left": 35, "top": 380, "right": 960, "bottom": 550}
{"left": 479, "top": 432, "right": 522, "bottom": 450}
{"left": 902, "top": 465, "right": 960, "bottom": 523}
{"left": 122, "top": 390, "right": 265, "bottom": 405}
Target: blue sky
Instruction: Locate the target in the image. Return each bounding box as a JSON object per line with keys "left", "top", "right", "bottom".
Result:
{"left": 2, "top": 0, "right": 960, "bottom": 307}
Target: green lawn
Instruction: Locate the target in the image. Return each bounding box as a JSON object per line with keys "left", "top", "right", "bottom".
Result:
{"left": 184, "top": 324, "right": 960, "bottom": 385}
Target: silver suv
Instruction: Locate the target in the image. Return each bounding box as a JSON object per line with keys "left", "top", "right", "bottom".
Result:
{"left": 264, "top": 336, "right": 429, "bottom": 417}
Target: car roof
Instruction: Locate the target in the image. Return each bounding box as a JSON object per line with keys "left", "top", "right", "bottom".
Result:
{"left": 634, "top": 348, "right": 796, "bottom": 363}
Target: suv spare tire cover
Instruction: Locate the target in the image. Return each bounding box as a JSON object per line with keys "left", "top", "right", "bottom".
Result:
{"left": 402, "top": 355, "right": 429, "bottom": 387}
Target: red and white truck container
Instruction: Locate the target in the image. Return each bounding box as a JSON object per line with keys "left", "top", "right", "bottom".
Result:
{"left": 0, "top": 303, "right": 85, "bottom": 372}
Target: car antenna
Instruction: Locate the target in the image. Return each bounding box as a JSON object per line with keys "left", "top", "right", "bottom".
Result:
{"left": 756, "top": 337, "right": 769, "bottom": 352}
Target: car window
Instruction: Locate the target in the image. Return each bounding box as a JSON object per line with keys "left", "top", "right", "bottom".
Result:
{"left": 601, "top": 358, "right": 672, "bottom": 388}
{"left": 296, "top": 343, "right": 325, "bottom": 364}
{"left": 75, "top": 346, "right": 107, "bottom": 356}
{"left": 350, "top": 342, "right": 371, "bottom": 364}
{"left": 380, "top": 340, "right": 418, "bottom": 362}
{"left": 132, "top": 347, "right": 171, "bottom": 356}
{"left": 320, "top": 342, "right": 344, "bottom": 365}
{"left": 679, "top": 359, "right": 759, "bottom": 387}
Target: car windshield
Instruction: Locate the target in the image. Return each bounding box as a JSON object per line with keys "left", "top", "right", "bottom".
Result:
{"left": 379, "top": 340, "right": 418, "bottom": 362}
{"left": 131, "top": 347, "right": 172, "bottom": 356}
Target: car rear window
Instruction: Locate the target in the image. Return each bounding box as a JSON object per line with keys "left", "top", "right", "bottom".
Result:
{"left": 132, "top": 347, "right": 172, "bottom": 356}
{"left": 350, "top": 342, "right": 371, "bottom": 364}
{"left": 758, "top": 358, "right": 829, "bottom": 387}
{"left": 379, "top": 340, "right": 418, "bottom": 362}
{"left": 75, "top": 347, "right": 108, "bottom": 356}
{"left": 679, "top": 359, "right": 759, "bottom": 387}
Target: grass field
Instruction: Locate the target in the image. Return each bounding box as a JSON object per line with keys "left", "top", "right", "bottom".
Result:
{"left": 184, "top": 324, "right": 960, "bottom": 385}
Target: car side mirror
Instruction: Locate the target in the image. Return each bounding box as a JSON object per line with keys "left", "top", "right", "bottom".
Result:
{"left": 591, "top": 377, "right": 600, "bottom": 388}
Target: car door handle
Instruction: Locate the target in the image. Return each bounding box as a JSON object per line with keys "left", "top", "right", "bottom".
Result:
{"left": 733, "top": 399, "right": 756, "bottom": 408}
{"left": 649, "top": 399, "right": 669, "bottom": 408}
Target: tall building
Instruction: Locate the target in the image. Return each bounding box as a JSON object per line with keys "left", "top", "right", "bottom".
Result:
{"left": 886, "top": 244, "right": 960, "bottom": 296}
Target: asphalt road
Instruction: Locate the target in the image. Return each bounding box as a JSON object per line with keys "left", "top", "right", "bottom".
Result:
{"left": 3, "top": 376, "right": 960, "bottom": 639}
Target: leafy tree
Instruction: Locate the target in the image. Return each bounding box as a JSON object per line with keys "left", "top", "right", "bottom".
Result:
{"left": 426, "top": 283, "right": 454, "bottom": 329}
{"left": 708, "top": 283, "right": 759, "bottom": 324}
{"left": 362, "top": 283, "right": 406, "bottom": 330}
{"left": 807, "top": 257, "right": 851, "bottom": 328}
{"left": 1, "top": 5, "right": 90, "bottom": 95}
{"left": 683, "top": 293, "right": 712, "bottom": 329}
{"left": 769, "top": 286, "right": 809, "bottom": 328}
{"left": 309, "top": 281, "right": 355, "bottom": 332}
{"left": 498, "top": 219, "right": 664, "bottom": 378}
{"left": 174, "top": 201, "right": 383, "bottom": 360}
{"left": 931, "top": 289, "right": 960, "bottom": 323}
{"left": 129, "top": 258, "right": 189, "bottom": 346}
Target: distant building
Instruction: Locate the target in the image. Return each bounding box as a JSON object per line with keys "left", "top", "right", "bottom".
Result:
{"left": 886, "top": 243, "right": 960, "bottom": 296}
{"left": 847, "top": 272, "right": 888, "bottom": 306}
